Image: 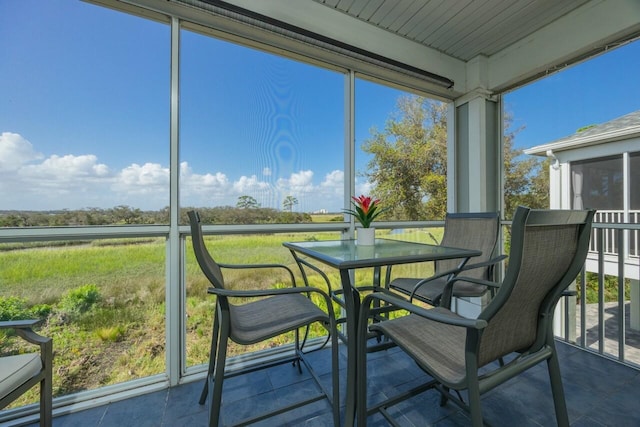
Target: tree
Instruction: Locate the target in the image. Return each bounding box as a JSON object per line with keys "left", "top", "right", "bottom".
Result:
{"left": 362, "top": 96, "right": 448, "bottom": 220}
{"left": 110, "top": 205, "right": 143, "bottom": 224}
{"left": 502, "top": 113, "right": 549, "bottom": 217}
{"left": 361, "top": 95, "right": 547, "bottom": 220}
{"left": 282, "top": 195, "right": 298, "bottom": 212}
{"left": 236, "top": 195, "right": 260, "bottom": 209}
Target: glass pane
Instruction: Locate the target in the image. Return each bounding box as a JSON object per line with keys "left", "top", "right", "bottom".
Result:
{"left": 0, "top": 238, "right": 166, "bottom": 406}
{"left": 179, "top": 29, "right": 344, "bottom": 224}
{"left": 0, "top": 1, "right": 170, "bottom": 221}
{"left": 355, "top": 77, "right": 447, "bottom": 221}
{"left": 571, "top": 155, "right": 623, "bottom": 210}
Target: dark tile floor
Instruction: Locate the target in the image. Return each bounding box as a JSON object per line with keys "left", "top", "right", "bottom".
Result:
{"left": 22, "top": 341, "right": 640, "bottom": 426}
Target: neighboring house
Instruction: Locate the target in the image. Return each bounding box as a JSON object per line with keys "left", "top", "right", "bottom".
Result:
{"left": 525, "top": 110, "right": 640, "bottom": 329}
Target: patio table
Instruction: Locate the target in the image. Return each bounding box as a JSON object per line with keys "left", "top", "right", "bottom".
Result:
{"left": 283, "top": 238, "right": 481, "bottom": 425}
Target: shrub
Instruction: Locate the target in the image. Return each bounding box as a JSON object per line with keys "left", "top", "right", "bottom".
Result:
{"left": 0, "top": 296, "right": 51, "bottom": 321}
{"left": 59, "top": 284, "right": 102, "bottom": 315}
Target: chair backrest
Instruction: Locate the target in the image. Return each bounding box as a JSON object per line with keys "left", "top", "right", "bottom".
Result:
{"left": 436, "top": 212, "right": 500, "bottom": 279}
{"left": 476, "top": 206, "right": 595, "bottom": 366}
{"left": 188, "top": 210, "right": 225, "bottom": 290}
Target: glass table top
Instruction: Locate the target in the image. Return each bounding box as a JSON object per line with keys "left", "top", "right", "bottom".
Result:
{"left": 283, "top": 238, "right": 481, "bottom": 269}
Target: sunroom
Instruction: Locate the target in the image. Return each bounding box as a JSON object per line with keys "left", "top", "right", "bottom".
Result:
{"left": 2, "top": 0, "right": 640, "bottom": 426}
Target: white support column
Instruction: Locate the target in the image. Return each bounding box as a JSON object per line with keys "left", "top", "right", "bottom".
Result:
{"left": 467, "top": 96, "right": 488, "bottom": 210}
{"left": 546, "top": 152, "right": 576, "bottom": 339}
{"left": 547, "top": 151, "right": 562, "bottom": 209}
{"left": 452, "top": 89, "right": 500, "bottom": 213}
{"left": 449, "top": 58, "right": 501, "bottom": 316}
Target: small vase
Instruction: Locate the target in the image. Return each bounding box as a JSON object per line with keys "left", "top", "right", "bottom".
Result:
{"left": 356, "top": 227, "right": 375, "bottom": 245}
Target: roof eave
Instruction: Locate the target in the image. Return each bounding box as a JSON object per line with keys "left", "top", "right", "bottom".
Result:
{"left": 524, "top": 127, "right": 640, "bottom": 156}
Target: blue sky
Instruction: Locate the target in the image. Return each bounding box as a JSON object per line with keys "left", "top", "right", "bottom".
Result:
{"left": 1, "top": 0, "right": 639, "bottom": 212}
{"left": 504, "top": 40, "right": 640, "bottom": 149}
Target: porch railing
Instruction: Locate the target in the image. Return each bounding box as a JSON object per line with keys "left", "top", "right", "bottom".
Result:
{"left": 558, "top": 220, "right": 640, "bottom": 368}
{"left": 590, "top": 210, "right": 640, "bottom": 258}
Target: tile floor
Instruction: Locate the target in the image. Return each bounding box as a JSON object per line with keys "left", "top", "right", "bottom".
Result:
{"left": 19, "top": 340, "right": 640, "bottom": 426}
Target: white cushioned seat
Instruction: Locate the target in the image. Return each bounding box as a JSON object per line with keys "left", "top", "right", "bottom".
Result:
{"left": 0, "top": 354, "right": 42, "bottom": 400}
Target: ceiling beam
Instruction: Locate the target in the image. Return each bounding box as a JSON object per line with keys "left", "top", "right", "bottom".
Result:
{"left": 487, "top": 0, "right": 640, "bottom": 92}
{"left": 223, "top": 0, "right": 467, "bottom": 94}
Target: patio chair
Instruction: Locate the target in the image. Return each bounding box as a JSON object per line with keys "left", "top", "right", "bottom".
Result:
{"left": 0, "top": 319, "right": 53, "bottom": 427}
{"left": 387, "top": 211, "right": 504, "bottom": 308}
{"left": 356, "top": 206, "right": 595, "bottom": 426}
{"left": 188, "top": 211, "right": 339, "bottom": 427}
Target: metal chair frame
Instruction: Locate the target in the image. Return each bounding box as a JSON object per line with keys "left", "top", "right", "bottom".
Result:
{"left": 188, "top": 211, "right": 340, "bottom": 427}
{"left": 356, "top": 207, "right": 596, "bottom": 426}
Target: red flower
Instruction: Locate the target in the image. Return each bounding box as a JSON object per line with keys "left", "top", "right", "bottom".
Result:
{"left": 343, "top": 195, "right": 386, "bottom": 228}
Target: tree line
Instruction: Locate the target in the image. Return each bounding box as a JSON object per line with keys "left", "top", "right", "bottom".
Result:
{"left": 0, "top": 205, "right": 313, "bottom": 227}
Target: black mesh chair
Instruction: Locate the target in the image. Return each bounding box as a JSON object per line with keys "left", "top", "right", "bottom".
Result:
{"left": 0, "top": 319, "right": 53, "bottom": 427}
{"left": 388, "top": 211, "right": 504, "bottom": 308}
{"left": 357, "top": 206, "right": 595, "bottom": 426}
{"left": 188, "top": 211, "right": 339, "bottom": 427}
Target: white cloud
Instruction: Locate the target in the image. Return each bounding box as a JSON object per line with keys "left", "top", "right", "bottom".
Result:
{"left": 21, "top": 154, "right": 110, "bottom": 180}
{"left": 114, "top": 162, "right": 168, "bottom": 190}
{"left": 277, "top": 170, "right": 314, "bottom": 192}
{"left": 0, "top": 133, "right": 349, "bottom": 212}
{"left": 321, "top": 170, "right": 344, "bottom": 190}
{"left": 0, "top": 132, "right": 43, "bottom": 171}
{"left": 179, "top": 161, "right": 232, "bottom": 206}
{"left": 233, "top": 174, "right": 271, "bottom": 193}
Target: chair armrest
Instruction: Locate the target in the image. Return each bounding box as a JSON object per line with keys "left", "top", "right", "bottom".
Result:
{"left": 361, "top": 292, "right": 487, "bottom": 330}
{"left": 208, "top": 286, "right": 335, "bottom": 318}
{"left": 218, "top": 262, "right": 292, "bottom": 270}
{"left": 412, "top": 268, "right": 461, "bottom": 287}
{"left": 561, "top": 290, "right": 578, "bottom": 297}
{"left": 446, "top": 276, "right": 501, "bottom": 289}
{"left": 0, "top": 319, "right": 41, "bottom": 329}
{"left": 406, "top": 268, "right": 461, "bottom": 302}
{"left": 0, "top": 319, "right": 52, "bottom": 348}
{"left": 385, "top": 260, "right": 438, "bottom": 287}
{"left": 407, "top": 255, "right": 506, "bottom": 300}
{"left": 459, "top": 254, "right": 507, "bottom": 272}
{"left": 207, "top": 285, "right": 325, "bottom": 299}
{"left": 218, "top": 263, "right": 296, "bottom": 285}
{"left": 436, "top": 275, "right": 502, "bottom": 309}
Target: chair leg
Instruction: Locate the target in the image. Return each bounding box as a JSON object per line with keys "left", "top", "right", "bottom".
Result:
{"left": 547, "top": 352, "right": 570, "bottom": 427}
{"left": 41, "top": 375, "right": 52, "bottom": 427}
{"left": 294, "top": 327, "right": 302, "bottom": 374}
{"left": 356, "top": 303, "right": 370, "bottom": 426}
{"left": 329, "top": 320, "right": 340, "bottom": 427}
{"left": 209, "top": 326, "right": 229, "bottom": 427}
{"left": 200, "top": 313, "right": 220, "bottom": 405}
{"left": 467, "top": 379, "right": 484, "bottom": 427}
{"left": 41, "top": 339, "right": 53, "bottom": 427}
{"left": 439, "top": 386, "right": 449, "bottom": 406}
